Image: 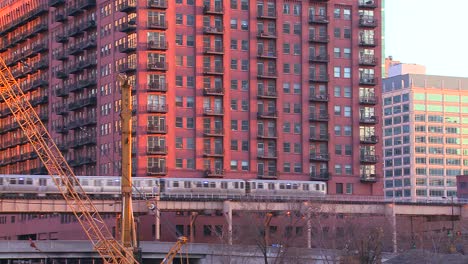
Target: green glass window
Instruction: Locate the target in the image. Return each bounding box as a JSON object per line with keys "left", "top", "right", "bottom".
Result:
{"left": 463, "top": 138, "right": 468, "bottom": 145}
{"left": 427, "top": 105, "right": 442, "bottom": 112}
{"left": 445, "top": 95, "right": 459, "bottom": 102}
{"left": 463, "top": 128, "right": 468, "bottom": 134}
{"left": 414, "top": 104, "right": 425, "bottom": 111}
{"left": 463, "top": 118, "right": 468, "bottom": 124}
{"left": 462, "top": 107, "right": 468, "bottom": 113}
{"left": 445, "top": 106, "right": 459, "bottom": 113}
{"left": 462, "top": 96, "right": 468, "bottom": 103}
{"left": 427, "top": 94, "right": 442, "bottom": 101}
{"left": 413, "top": 93, "right": 425, "bottom": 101}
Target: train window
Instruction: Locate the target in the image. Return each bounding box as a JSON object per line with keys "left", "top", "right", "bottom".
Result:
{"left": 26, "top": 178, "right": 33, "bottom": 185}
{"left": 18, "top": 178, "right": 25, "bottom": 184}
{"left": 292, "top": 184, "right": 298, "bottom": 189}
{"left": 0, "top": 177, "right": 3, "bottom": 185}
{"left": 234, "top": 182, "right": 239, "bottom": 189}
{"left": 184, "top": 181, "right": 191, "bottom": 188}
{"left": 251, "top": 182, "right": 256, "bottom": 189}
{"left": 38, "top": 178, "right": 47, "bottom": 186}
{"left": 221, "top": 182, "right": 227, "bottom": 189}
{"left": 196, "top": 181, "right": 202, "bottom": 188}
{"left": 279, "top": 184, "right": 285, "bottom": 190}
{"left": 81, "top": 179, "right": 89, "bottom": 186}
{"left": 210, "top": 182, "right": 216, "bottom": 188}
{"left": 203, "top": 181, "right": 209, "bottom": 188}
{"left": 268, "top": 183, "right": 275, "bottom": 190}
{"left": 303, "top": 184, "right": 309, "bottom": 191}
{"left": 173, "top": 181, "right": 179, "bottom": 188}
{"left": 315, "top": 184, "right": 319, "bottom": 191}
{"left": 9, "top": 178, "right": 16, "bottom": 184}
{"left": 95, "top": 180, "right": 102, "bottom": 186}
{"left": 240, "top": 182, "right": 244, "bottom": 189}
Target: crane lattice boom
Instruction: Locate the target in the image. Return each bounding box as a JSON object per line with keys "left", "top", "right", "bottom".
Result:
{"left": 0, "top": 58, "right": 137, "bottom": 263}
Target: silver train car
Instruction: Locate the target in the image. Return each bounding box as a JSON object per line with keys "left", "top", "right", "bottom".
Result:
{"left": 0, "top": 174, "right": 328, "bottom": 199}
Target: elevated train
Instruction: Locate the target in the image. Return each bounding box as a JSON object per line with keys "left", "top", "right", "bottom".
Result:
{"left": 0, "top": 174, "right": 327, "bottom": 200}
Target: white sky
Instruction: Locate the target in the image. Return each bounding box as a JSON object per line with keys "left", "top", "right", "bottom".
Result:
{"left": 384, "top": 0, "right": 468, "bottom": 77}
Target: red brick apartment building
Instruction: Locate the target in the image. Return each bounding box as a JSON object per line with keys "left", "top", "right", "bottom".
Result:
{"left": 0, "top": 0, "right": 383, "bottom": 241}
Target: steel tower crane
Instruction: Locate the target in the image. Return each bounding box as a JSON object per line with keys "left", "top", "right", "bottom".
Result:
{"left": 0, "top": 58, "right": 138, "bottom": 263}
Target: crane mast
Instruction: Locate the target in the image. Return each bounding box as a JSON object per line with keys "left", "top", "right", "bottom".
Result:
{"left": 0, "top": 58, "right": 138, "bottom": 263}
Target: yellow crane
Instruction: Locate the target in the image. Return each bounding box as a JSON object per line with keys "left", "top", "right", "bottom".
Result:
{"left": 0, "top": 58, "right": 137, "bottom": 263}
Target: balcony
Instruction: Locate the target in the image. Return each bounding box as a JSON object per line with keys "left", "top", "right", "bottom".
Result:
{"left": 257, "top": 50, "right": 277, "bottom": 59}
{"left": 147, "top": 125, "right": 168, "bottom": 134}
{"left": 257, "top": 111, "right": 278, "bottom": 119}
{"left": 203, "top": 26, "right": 224, "bottom": 35}
{"left": 309, "top": 93, "right": 329, "bottom": 102}
{"left": 78, "top": 78, "right": 97, "bottom": 89}
{"left": 309, "top": 113, "right": 329, "bottom": 122}
{"left": 203, "top": 66, "right": 224, "bottom": 75}
{"left": 359, "top": 115, "right": 378, "bottom": 125}
{"left": 359, "top": 56, "right": 377, "bottom": 66}
{"left": 148, "top": 41, "right": 168, "bottom": 50}
{"left": 80, "top": 20, "right": 96, "bottom": 31}
{"left": 78, "top": 0, "right": 96, "bottom": 10}
{"left": 68, "top": 97, "right": 97, "bottom": 111}
{"left": 359, "top": 17, "right": 377, "bottom": 27}
{"left": 360, "top": 154, "right": 379, "bottom": 164}
{"left": 79, "top": 58, "right": 97, "bottom": 69}
{"left": 310, "top": 171, "right": 331, "bottom": 181}
{"left": 309, "top": 35, "right": 329, "bottom": 43}
{"left": 257, "top": 10, "right": 276, "bottom": 20}
{"left": 147, "top": 166, "right": 168, "bottom": 176}
{"left": 55, "top": 106, "right": 69, "bottom": 116}
{"left": 203, "top": 107, "right": 224, "bottom": 116}
{"left": 309, "top": 54, "right": 329, "bottom": 63}
{"left": 55, "top": 34, "right": 68, "bottom": 43}
{"left": 147, "top": 104, "right": 168, "bottom": 113}
{"left": 205, "top": 169, "right": 225, "bottom": 178}
{"left": 309, "top": 15, "right": 329, "bottom": 24}
{"left": 69, "top": 44, "right": 84, "bottom": 56}
{"left": 203, "top": 87, "right": 224, "bottom": 96}
{"left": 118, "top": 43, "right": 136, "bottom": 53}
{"left": 203, "top": 148, "right": 224, "bottom": 157}
{"left": 204, "top": 46, "right": 224, "bottom": 55}
{"left": 309, "top": 133, "right": 329, "bottom": 142}
{"left": 78, "top": 157, "right": 97, "bottom": 166}
{"left": 257, "top": 70, "right": 277, "bottom": 79}
{"left": 148, "top": 0, "right": 167, "bottom": 9}
{"left": 49, "top": 0, "right": 65, "bottom": 7}
{"left": 361, "top": 173, "right": 378, "bottom": 183}
{"left": 359, "top": 37, "right": 377, "bottom": 47}
{"left": 32, "top": 23, "right": 48, "bottom": 35}
{"left": 257, "top": 131, "right": 277, "bottom": 139}
{"left": 359, "top": 95, "right": 378, "bottom": 105}
{"left": 257, "top": 171, "right": 278, "bottom": 179}
{"left": 358, "top": 0, "right": 377, "bottom": 8}
{"left": 257, "top": 90, "right": 278, "bottom": 99}
{"left": 67, "top": 6, "right": 82, "bottom": 17}
{"left": 118, "top": 21, "right": 137, "bottom": 33}
{"left": 55, "top": 13, "right": 67, "bottom": 22}
{"left": 148, "top": 20, "right": 168, "bottom": 30}
{"left": 54, "top": 51, "right": 68, "bottom": 61}
{"left": 360, "top": 135, "right": 379, "bottom": 144}
{"left": 71, "top": 137, "right": 97, "bottom": 149}
{"left": 118, "top": 1, "right": 136, "bottom": 12}
{"left": 147, "top": 146, "right": 168, "bottom": 155}
{"left": 31, "top": 59, "right": 49, "bottom": 71}
{"left": 203, "top": 4, "right": 224, "bottom": 15}
{"left": 118, "top": 63, "right": 137, "bottom": 73}
{"left": 56, "top": 70, "right": 68, "bottom": 79}
{"left": 146, "top": 82, "right": 167, "bottom": 92}
{"left": 360, "top": 76, "right": 377, "bottom": 86}
{"left": 31, "top": 167, "right": 48, "bottom": 175}
{"left": 29, "top": 79, "right": 48, "bottom": 91}
{"left": 204, "top": 128, "right": 224, "bottom": 137}
{"left": 147, "top": 62, "right": 168, "bottom": 71}
{"left": 309, "top": 153, "right": 330, "bottom": 162}
{"left": 257, "top": 31, "right": 277, "bottom": 39}
{"left": 309, "top": 74, "right": 329, "bottom": 83}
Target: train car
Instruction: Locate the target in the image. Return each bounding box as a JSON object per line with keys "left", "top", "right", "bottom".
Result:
{"left": 159, "top": 178, "right": 246, "bottom": 199}
{"left": 246, "top": 179, "right": 327, "bottom": 198}
{"left": 0, "top": 175, "right": 59, "bottom": 197}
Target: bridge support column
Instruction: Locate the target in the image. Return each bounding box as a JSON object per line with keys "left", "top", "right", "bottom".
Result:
{"left": 307, "top": 211, "right": 312, "bottom": 249}
{"left": 385, "top": 203, "right": 397, "bottom": 253}
{"left": 154, "top": 208, "right": 160, "bottom": 240}
{"left": 223, "top": 201, "right": 233, "bottom": 245}
{"left": 190, "top": 212, "right": 198, "bottom": 243}
{"left": 462, "top": 204, "right": 468, "bottom": 221}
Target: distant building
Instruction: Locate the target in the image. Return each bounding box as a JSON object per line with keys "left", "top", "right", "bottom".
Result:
{"left": 383, "top": 66, "right": 468, "bottom": 200}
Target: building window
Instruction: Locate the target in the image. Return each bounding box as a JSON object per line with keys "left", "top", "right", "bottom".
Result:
{"left": 241, "top": 161, "right": 248, "bottom": 170}
{"left": 284, "top": 163, "right": 291, "bottom": 172}
{"left": 231, "top": 120, "right": 238, "bottom": 130}
{"left": 334, "top": 67, "right": 340, "bottom": 77}
{"left": 346, "top": 183, "right": 353, "bottom": 194}
{"left": 230, "top": 160, "right": 238, "bottom": 170}
{"left": 336, "top": 183, "right": 343, "bottom": 194}
{"left": 176, "top": 158, "right": 183, "bottom": 168}
{"left": 231, "top": 140, "right": 238, "bottom": 150}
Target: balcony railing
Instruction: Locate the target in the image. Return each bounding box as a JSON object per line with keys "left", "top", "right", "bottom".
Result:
{"left": 309, "top": 35, "right": 329, "bottom": 43}
{"left": 359, "top": 56, "right": 377, "bottom": 66}
{"left": 148, "top": 20, "right": 168, "bottom": 29}
{"left": 309, "top": 113, "right": 329, "bottom": 122}
{"left": 203, "top": 107, "right": 224, "bottom": 116}
{"left": 360, "top": 135, "right": 379, "bottom": 144}
{"left": 359, "top": 37, "right": 377, "bottom": 47}
{"left": 257, "top": 171, "right": 278, "bottom": 179}
{"left": 118, "top": 42, "right": 136, "bottom": 53}
{"left": 359, "top": 76, "right": 377, "bottom": 85}
{"left": 147, "top": 62, "right": 168, "bottom": 71}
{"left": 359, "top": 115, "right": 378, "bottom": 124}
{"left": 148, "top": 0, "right": 167, "bottom": 9}
{"left": 309, "top": 93, "right": 329, "bottom": 102}
{"left": 309, "top": 15, "right": 329, "bottom": 24}
{"left": 310, "top": 171, "right": 331, "bottom": 181}
{"left": 257, "top": 131, "right": 277, "bottom": 139}
{"left": 257, "top": 111, "right": 278, "bottom": 119}
{"left": 257, "top": 70, "right": 277, "bottom": 79}
{"left": 203, "top": 87, "right": 224, "bottom": 96}
{"left": 359, "top": 17, "right": 377, "bottom": 27}
{"left": 148, "top": 41, "right": 168, "bottom": 50}
{"left": 118, "top": 21, "right": 137, "bottom": 32}
{"left": 203, "top": 148, "right": 224, "bottom": 157}
{"left": 257, "top": 89, "right": 278, "bottom": 99}
{"left": 257, "top": 50, "right": 277, "bottom": 59}
{"left": 257, "top": 10, "right": 276, "bottom": 19}
{"left": 309, "top": 133, "right": 329, "bottom": 142}
{"left": 146, "top": 82, "right": 167, "bottom": 92}
{"left": 147, "top": 125, "right": 168, "bottom": 134}
{"left": 203, "top": 5, "right": 224, "bottom": 14}
{"left": 361, "top": 173, "right": 378, "bottom": 183}
{"left": 203, "top": 128, "right": 224, "bottom": 137}
{"left": 118, "top": 63, "right": 137, "bottom": 73}
{"left": 147, "top": 146, "right": 168, "bottom": 155}
{"left": 360, "top": 155, "right": 379, "bottom": 164}
{"left": 204, "top": 46, "right": 224, "bottom": 54}
{"left": 309, "top": 74, "right": 329, "bottom": 83}
{"left": 118, "top": 0, "right": 136, "bottom": 12}
{"left": 203, "top": 26, "right": 224, "bottom": 34}
{"left": 203, "top": 66, "right": 224, "bottom": 75}
{"left": 147, "top": 166, "right": 168, "bottom": 176}
{"left": 309, "top": 153, "right": 330, "bottom": 161}
{"left": 203, "top": 168, "right": 225, "bottom": 178}
{"left": 359, "top": 95, "right": 378, "bottom": 105}
{"left": 147, "top": 104, "right": 168, "bottom": 113}
{"left": 309, "top": 54, "right": 329, "bottom": 63}
{"left": 257, "top": 31, "right": 277, "bottom": 39}
{"left": 358, "top": 0, "right": 377, "bottom": 8}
